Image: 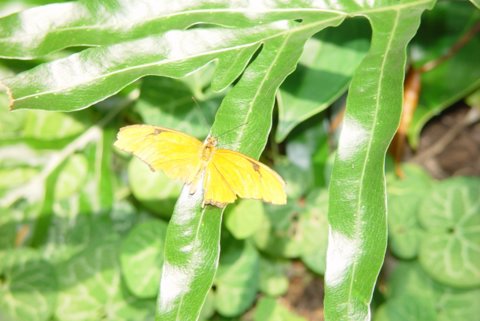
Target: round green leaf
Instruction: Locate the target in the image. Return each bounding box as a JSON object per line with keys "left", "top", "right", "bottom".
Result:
{"left": 381, "top": 262, "right": 480, "bottom": 321}
{"left": 214, "top": 240, "right": 259, "bottom": 317}
{"left": 434, "top": 285, "right": 480, "bottom": 321}
{"left": 376, "top": 262, "right": 436, "bottom": 321}
{"left": 300, "top": 189, "right": 328, "bottom": 274}
{"left": 259, "top": 257, "right": 289, "bottom": 297}
{"left": 0, "top": 249, "right": 57, "bottom": 321}
{"left": 254, "top": 202, "right": 303, "bottom": 258}
{"left": 51, "top": 220, "right": 154, "bottom": 321}
{"left": 275, "top": 159, "right": 312, "bottom": 199}
{"left": 254, "top": 297, "right": 307, "bottom": 321}
{"left": 418, "top": 177, "right": 480, "bottom": 288}
{"left": 373, "top": 297, "right": 437, "bottom": 321}
{"left": 225, "top": 200, "right": 265, "bottom": 240}
{"left": 386, "top": 262, "right": 435, "bottom": 300}
{"left": 120, "top": 219, "right": 168, "bottom": 298}
{"left": 55, "top": 239, "right": 122, "bottom": 321}
{"left": 387, "top": 165, "right": 433, "bottom": 259}
{"left": 128, "top": 157, "right": 182, "bottom": 217}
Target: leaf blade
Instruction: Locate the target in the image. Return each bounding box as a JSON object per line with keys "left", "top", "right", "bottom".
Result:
{"left": 324, "top": 2, "right": 435, "bottom": 320}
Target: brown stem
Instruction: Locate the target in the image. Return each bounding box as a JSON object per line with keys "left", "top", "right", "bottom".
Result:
{"left": 419, "top": 21, "right": 480, "bottom": 73}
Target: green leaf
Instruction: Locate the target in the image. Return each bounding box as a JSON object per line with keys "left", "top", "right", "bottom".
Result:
{"left": 276, "top": 18, "right": 370, "bottom": 141}
{"left": 387, "top": 164, "right": 433, "bottom": 259}
{"left": 434, "top": 284, "right": 480, "bottom": 321}
{"left": 324, "top": 2, "right": 435, "bottom": 320}
{"left": 0, "top": 106, "right": 121, "bottom": 245}
{"left": 155, "top": 191, "right": 223, "bottom": 321}
{"left": 3, "top": 20, "right": 329, "bottom": 112}
{"left": 386, "top": 262, "right": 434, "bottom": 299}
{"left": 377, "top": 262, "right": 480, "bottom": 321}
{"left": 254, "top": 297, "right": 307, "bottom": 321}
{"left": 0, "top": 166, "right": 38, "bottom": 195}
{"left": 374, "top": 262, "right": 436, "bottom": 321}
{"left": 470, "top": 0, "right": 480, "bottom": 9}
{"left": 408, "top": 1, "right": 480, "bottom": 148}
{"left": 199, "top": 291, "right": 216, "bottom": 321}
{"left": 418, "top": 176, "right": 480, "bottom": 288}
{"left": 54, "top": 153, "right": 88, "bottom": 200}
{"left": 374, "top": 297, "right": 437, "bottom": 321}
{"left": 466, "top": 88, "right": 480, "bottom": 108}
{"left": 156, "top": 14, "right": 332, "bottom": 321}
{"left": 120, "top": 219, "right": 168, "bottom": 298}
{"left": 214, "top": 240, "right": 260, "bottom": 317}
{"left": 300, "top": 189, "right": 329, "bottom": 275}
{"left": 254, "top": 202, "right": 303, "bottom": 259}
{"left": 127, "top": 157, "right": 181, "bottom": 218}
{"left": 0, "top": 93, "right": 26, "bottom": 140}
{"left": 284, "top": 119, "right": 327, "bottom": 172}
{"left": 259, "top": 257, "right": 289, "bottom": 297}
{"left": 225, "top": 200, "right": 265, "bottom": 240}
{"left": 275, "top": 158, "right": 313, "bottom": 199}
{"left": 134, "top": 76, "right": 220, "bottom": 138}
{"left": 0, "top": 249, "right": 57, "bottom": 321}
{"left": 43, "top": 215, "right": 117, "bottom": 265}
{"left": 0, "top": 208, "right": 18, "bottom": 249}
{"left": 22, "top": 110, "right": 89, "bottom": 141}
{"left": 56, "top": 238, "right": 154, "bottom": 321}
{"left": 0, "top": 1, "right": 366, "bottom": 61}
{"left": 78, "top": 125, "right": 115, "bottom": 214}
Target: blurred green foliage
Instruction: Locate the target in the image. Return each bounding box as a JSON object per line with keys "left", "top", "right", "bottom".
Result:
{"left": 0, "top": 0, "right": 479, "bottom": 321}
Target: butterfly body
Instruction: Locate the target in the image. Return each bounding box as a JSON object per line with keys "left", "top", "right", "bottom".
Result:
{"left": 114, "top": 125, "right": 286, "bottom": 208}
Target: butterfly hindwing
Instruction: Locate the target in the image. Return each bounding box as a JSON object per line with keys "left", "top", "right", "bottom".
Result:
{"left": 115, "top": 125, "right": 287, "bottom": 207}
{"left": 114, "top": 125, "right": 203, "bottom": 183}
{"left": 203, "top": 161, "right": 237, "bottom": 207}
{"left": 204, "top": 149, "right": 286, "bottom": 206}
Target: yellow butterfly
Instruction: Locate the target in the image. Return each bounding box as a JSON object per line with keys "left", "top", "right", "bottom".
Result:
{"left": 114, "top": 125, "right": 287, "bottom": 207}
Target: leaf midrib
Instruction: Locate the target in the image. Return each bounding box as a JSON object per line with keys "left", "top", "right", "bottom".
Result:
{"left": 10, "top": 17, "right": 343, "bottom": 103}
{"left": 345, "top": 9, "right": 400, "bottom": 315}
{"left": 0, "top": 1, "right": 432, "bottom": 39}
{"left": 229, "top": 33, "right": 292, "bottom": 152}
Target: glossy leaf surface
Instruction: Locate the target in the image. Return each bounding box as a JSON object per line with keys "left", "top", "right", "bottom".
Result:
{"left": 156, "top": 10, "right": 337, "bottom": 320}
{"left": 324, "top": 2, "right": 435, "bottom": 320}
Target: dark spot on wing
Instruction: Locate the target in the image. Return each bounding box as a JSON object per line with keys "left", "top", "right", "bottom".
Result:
{"left": 247, "top": 159, "right": 262, "bottom": 176}
{"left": 154, "top": 128, "right": 162, "bottom": 135}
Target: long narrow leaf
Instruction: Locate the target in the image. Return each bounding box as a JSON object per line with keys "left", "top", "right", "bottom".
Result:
{"left": 156, "top": 20, "right": 333, "bottom": 321}
{"left": 324, "top": 2, "right": 435, "bottom": 320}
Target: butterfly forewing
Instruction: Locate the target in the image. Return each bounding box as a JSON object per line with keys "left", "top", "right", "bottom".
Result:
{"left": 115, "top": 125, "right": 287, "bottom": 207}
{"left": 204, "top": 149, "right": 287, "bottom": 205}
{"left": 114, "top": 125, "right": 203, "bottom": 183}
